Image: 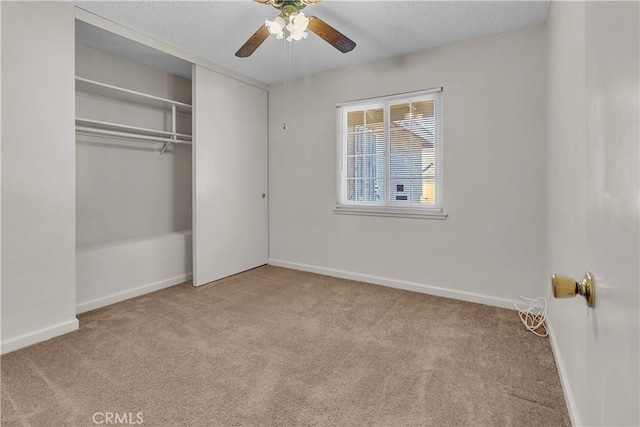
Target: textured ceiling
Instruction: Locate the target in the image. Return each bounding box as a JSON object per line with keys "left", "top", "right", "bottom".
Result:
{"left": 76, "top": 20, "right": 194, "bottom": 80}
{"left": 73, "top": 1, "right": 550, "bottom": 85}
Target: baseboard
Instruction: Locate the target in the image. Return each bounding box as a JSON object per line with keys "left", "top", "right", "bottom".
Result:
{"left": 76, "top": 273, "right": 193, "bottom": 314}
{"left": 0, "top": 318, "right": 79, "bottom": 355}
{"left": 268, "top": 259, "right": 519, "bottom": 310}
{"left": 546, "top": 319, "right": 580, "bottom": 427}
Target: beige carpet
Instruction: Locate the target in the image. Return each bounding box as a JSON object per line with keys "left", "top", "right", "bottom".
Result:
{"left": 1, "top": 266, "right": 570, "bottom": 426}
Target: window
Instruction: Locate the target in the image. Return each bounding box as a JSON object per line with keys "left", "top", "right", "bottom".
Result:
{"left": 335, "top": 88, "right": 445, "bottom": 219}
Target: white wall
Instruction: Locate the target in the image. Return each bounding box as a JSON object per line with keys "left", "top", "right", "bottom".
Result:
{"left": 1, "top": 2, "right": 77, "bottom": 353}
{"left": 546, "top": 1, "right": 640, "bottom": 425}
{"left": 268, "top": 26, "right": 546, "bottom": 307}
{"left": 75, "top": 44, "right": 193, "bottom": 311}
{"left": 76, "top": 231, "right": 192, "bottom": 313}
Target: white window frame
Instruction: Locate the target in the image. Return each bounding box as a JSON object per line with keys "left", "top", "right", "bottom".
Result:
{"left": 334, "top": 87, "right": 447, "bottom": 219}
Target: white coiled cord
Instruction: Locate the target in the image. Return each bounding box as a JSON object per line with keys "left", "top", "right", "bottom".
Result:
{"left": 514, "top": 295, "right": 548, "bottom": 337}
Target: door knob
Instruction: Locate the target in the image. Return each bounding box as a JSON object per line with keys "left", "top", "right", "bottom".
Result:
{"left": 551, "top": 272, "right": 595, "bottom": 307}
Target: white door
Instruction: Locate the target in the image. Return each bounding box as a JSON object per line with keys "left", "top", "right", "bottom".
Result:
{"left": 192, "top": 65, "right": 268, "bottom": 286}
{"left": 584, "top": 2, "right": 639, "bottom": 425}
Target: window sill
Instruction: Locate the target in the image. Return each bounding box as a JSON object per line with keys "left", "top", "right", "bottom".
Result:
{"left": 334, "top": 205, "right": 448, "bottom": 220}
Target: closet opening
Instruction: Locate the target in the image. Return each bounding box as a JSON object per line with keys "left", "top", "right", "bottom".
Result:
{"left": 75, "top": 20, "right": 194, "bottom": 313}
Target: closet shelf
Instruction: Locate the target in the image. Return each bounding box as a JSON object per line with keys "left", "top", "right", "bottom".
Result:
{"left": 76, "top": 76, "right": 192, "bottom": 114}
{"left": 76, "top": 118, "right": 192, "bottom": 142}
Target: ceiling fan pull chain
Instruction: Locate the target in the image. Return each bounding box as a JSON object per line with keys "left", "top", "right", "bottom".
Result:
{"left": 282, "top": 37, "right": 287, "bottom": 130}
{"left": 283, "top": 37, "right": 290, "bottom": 130}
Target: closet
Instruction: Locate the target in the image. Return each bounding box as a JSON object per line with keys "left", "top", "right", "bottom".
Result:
{"left": 74, "top": 18, "right": 268, "bottom": 312}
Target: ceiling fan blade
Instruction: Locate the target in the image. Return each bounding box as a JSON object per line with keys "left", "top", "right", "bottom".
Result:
{"left": 307, "top": 16, "right": 356, "bottom": 53}
{"left": 235, "top": 24, "right": 270, "bottom": 58}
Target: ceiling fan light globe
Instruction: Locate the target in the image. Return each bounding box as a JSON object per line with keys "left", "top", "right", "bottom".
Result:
{"left": 287, "top": 12, "right": 309, "bottom": 33}
{"left": 286, "top": 15, "right": 309, "bottom": 42}
{"left": 265, "top": 16, "right": 285, "bottom": 35}
{"left": 288, "top": 30, "right": 307, "bottom": 42}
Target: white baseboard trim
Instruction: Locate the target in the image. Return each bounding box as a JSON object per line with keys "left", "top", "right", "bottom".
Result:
{"left": 76, "top": 273, "right": 193, "bottom": 314}
{"left": 0, "top": 318, "right": 79, "bottom": 355}
{"left": 268, "top": 259, "right": 519, "bottom": 310}
{"left": 546, "top": 319, "right": 580, "bottom": 427}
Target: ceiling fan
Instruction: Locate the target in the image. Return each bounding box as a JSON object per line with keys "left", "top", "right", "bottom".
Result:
{"left": 235, "top": 0, "right": 356, "bottom": 58}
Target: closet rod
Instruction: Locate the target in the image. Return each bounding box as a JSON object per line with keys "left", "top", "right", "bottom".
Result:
{"left": 76, "top": 127, "right": 192, "bottom": 144}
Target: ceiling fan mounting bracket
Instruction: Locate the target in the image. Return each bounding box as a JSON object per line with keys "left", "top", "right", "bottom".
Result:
{"left": 282, "top": 4, "right": 301, "bottom": 17}
{"left": 268, "top": 0, "right": 311, "bottom": 16}
{"left": 267, "top": 0, "right": 310, "bottom": 9}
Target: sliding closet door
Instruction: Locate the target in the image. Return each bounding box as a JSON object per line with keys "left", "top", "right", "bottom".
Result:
{"left": 192, "top": 65, "right": 268, "bottom": 286}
